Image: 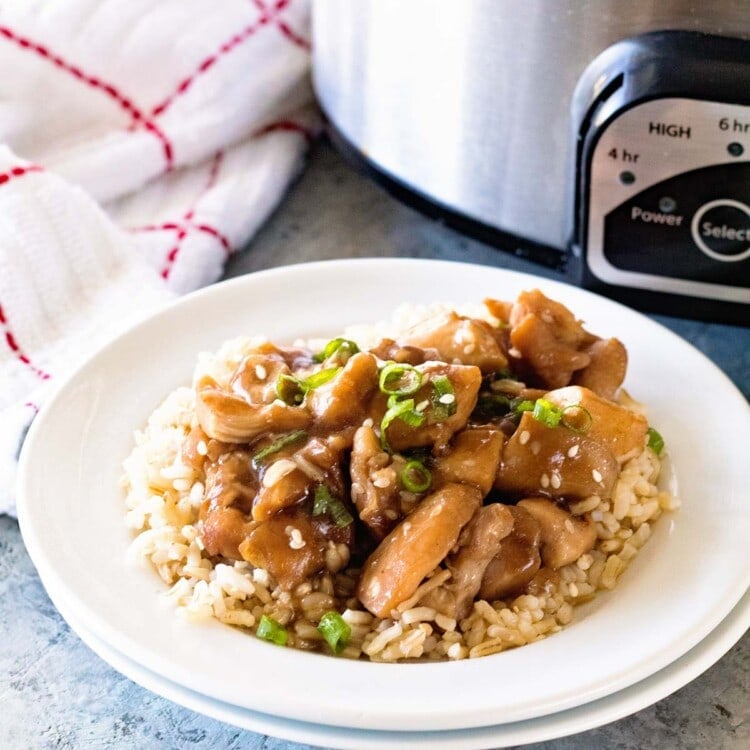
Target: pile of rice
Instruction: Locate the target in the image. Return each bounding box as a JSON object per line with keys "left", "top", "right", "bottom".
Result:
{"left": 122, "top": 306, "right": 680, "bottom": 662}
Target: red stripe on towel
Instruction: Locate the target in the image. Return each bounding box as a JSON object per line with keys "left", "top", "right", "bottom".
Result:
{"left": 255, "top": 119, "right": 314, "bottom": 143}
{"left": 160, "top": 152, "right": 230, "bottom": 279}
{"left": 0, "top": 305, "right": 51, "bottom": 381}
{"left": 0, "top": 164, "right": 43, "bottom": 186}
{"left": 148, "top": 1, "right": 290, "bottom": 117}
{"left": 0, "top": 26, "right": 174, "bottom": 168}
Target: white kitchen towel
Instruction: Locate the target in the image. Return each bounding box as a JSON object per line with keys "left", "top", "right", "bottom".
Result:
{"left": 0, "top": 0, "right": 318, "bottom": 515}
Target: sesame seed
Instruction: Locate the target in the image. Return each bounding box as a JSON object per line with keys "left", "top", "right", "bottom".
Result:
{"left": 416, "top": 399, "right": 430, "bottom": 412}
{"left": 592, "top": 469, "right": 603, "bottom": 483}
{"left": 372, "top": 475, "right": 391, "bottom": 489}
{"left": 564, "top": 519, "right": 575, "bottom": 533}
{"left": 262, "top": 459, "right": 298, "bottom": 487}
{"left": 550, "top": 472, "right": 561, "bottom": 489}
{"left": 286, "top": 526, "right": 306, "bottom": 550}
{"left": 438, "top": 393, "right": 456, "bottom": 405}
{"left": 363, "top": 418, "right": 374, "bottom": 428}
{"left": 541, "top": 473, "right": 550, "bottom": 488}
{"left": 384, "top": 509, "right": 399, "bottom": 520}
{"left": 531, "top": 441, "right": 541, "bottom": 455}
{"left": 519, "top": 430, "right": 530, "bottom": 445}
{"left": 463, "top": 344, "right": 476, "bottom": 355}
{"left": 568, "top": 582, "right": 579, "bottom": 597}
{"left": 196, "top": 440, "right": 208, "bottom": 456}
{"left": 255, "top": 364, "right": 267, "bottom": 380}
{"left": 402, "top": 522, "right": 412, "bottom": 533}
{"left": 567, "top": 444, "right": 579, "bottom": 458}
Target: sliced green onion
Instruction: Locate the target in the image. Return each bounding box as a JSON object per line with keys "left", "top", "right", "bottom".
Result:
{"left": 302, "top": 366, "right": 341, "bottom": 389}
{"left": 379, "top": 362, "right": 423, "bottom": 397}
{"left": 275, "top": 367, "right": 342, "bottom": 405}
{"left": 647, "top": 427, "right": 665, "bottom": 455}
{"left": 329, "top": 500, "right": 354, "bottom": 528}
{"left": 313, "top": 338, "right": 360, "bottom": 363}
{"left": 275, "top": 373, "right": 306, "bottom": 405}
{"left": 400, "top": 460, "right": 432, "bottom": 493}
{"left": 494, "top": 368, "right": 518, "bottom": 380}
{"left": 560, "top": 403, "right": 593, "bottom": 434}
{"left": 252, "top": 430, "right": 308, "bottom": 465}
{"left": 317, "top": 611, "right": 351, "bottom": 654}
{"left": 256, "top": 615, "right": 288, "bottom": 646}
{"left": 512, "top": 398, "right": 535, "bottom": 414}
{"left": 431, "top": 374, "right": 457, "bottom": 421}
{"left": 380, "top": 398, "right": 426, "bottom": 452}
{"left": 312, "top": 485, "right": 354, "bottom": 527}
{"left": 312, "top": 485, "right": 330, "bottom": 516}
{"left": 532, "top": 398, "right": 562, "bottom": 428}
{"left": 473, "top": 393, "right": 512, "bottom": 420}
{"left": 394, "top": 398, "right": 427, "bottom": 427}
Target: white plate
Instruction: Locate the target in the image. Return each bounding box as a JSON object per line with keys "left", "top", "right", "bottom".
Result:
{"left": 17, "top": 259, "right": 750, "bottom": 732}
{"left": 55, "top": 568, "right": 750, "bottom": 749}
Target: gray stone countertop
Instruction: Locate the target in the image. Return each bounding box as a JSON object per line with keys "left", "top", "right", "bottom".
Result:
{"left": 1, "top": 140, "right": 748, "bottom": 749}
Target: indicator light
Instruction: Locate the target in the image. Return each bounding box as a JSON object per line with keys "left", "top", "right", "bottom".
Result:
{"left": 727, "top": 142, "right": 744, "bottom": 157}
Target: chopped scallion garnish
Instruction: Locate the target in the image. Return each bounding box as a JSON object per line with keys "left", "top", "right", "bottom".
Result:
{"left": 329, "top": 499, "right": 354, "bottom": 528}
{"left": 430, "top": 374, "right": 457, "bottom": 421}
{"left": 317, "top": 611, "right": 351, "bottom": 654}
{"left": 380, "top": 397, "right": 426, "bottom": 452}
{"left": 312, "top": 485, "right": 354, "bottom": 527}
{"left": 560, "top": 403, "right": 593, "bottom": 434}
{"left": 252, "top": 430, "right": 308, "bottom": 465}
{"left": 275, "top": 373, "right": 306, "bottom": 405}
{"left": 302, "top": 366, "right": 341, "bottom": 389}
{"left": 473, "top": 393, "right": 512, "bottom": 420}
{"left": 275, "top": 367, "right": 342, "bottom": 405}
{"left": 647, "top": 427, "right": 665, "bottom": 455}
{"left": 313, "top": 338, "right": 360, "bottom": 363}
{"left": 256, "top": 615, "right": 288, "bottom": 646}
{"left": 311, "top": 485, "right": 329, "bottom": 516}
{"left": 378, "top": 362, "right": 423, "bottom": 397}
{"left": 512, "top": 398, "right": 535, "bottom": 414}
{"left": 532, "top": 398, "right": 562, "bottom": 428}
{"left": 400, "top": 460, "right": 432, "bottom": 493}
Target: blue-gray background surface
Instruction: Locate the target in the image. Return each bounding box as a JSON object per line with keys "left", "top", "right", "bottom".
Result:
{"left": 2, "top": 140, "right": 747, "bottom": 749}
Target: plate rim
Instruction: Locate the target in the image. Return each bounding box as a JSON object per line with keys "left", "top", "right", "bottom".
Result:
{"left": 52, "top": 551, "right": 750, "bottom": 749}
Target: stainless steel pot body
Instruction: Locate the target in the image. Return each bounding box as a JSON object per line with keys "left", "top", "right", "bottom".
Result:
{"left": 312, "top": 0, "right": 749, "bottom": 250}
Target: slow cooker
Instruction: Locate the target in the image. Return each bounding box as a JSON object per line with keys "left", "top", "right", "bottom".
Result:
{"left": 312, "top": 0, "right": 750, "bottom": 324}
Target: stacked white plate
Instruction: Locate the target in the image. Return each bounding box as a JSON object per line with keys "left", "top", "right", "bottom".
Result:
{"left": 18, "top": 260, "right": 750, "bottom": 749}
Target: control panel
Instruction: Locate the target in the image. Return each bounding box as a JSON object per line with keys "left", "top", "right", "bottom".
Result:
{"left": 586, "top": 98, "right": 750, "bottom": 304}
{"left": 574, "top": 31, "right": 750, "bottom": 323}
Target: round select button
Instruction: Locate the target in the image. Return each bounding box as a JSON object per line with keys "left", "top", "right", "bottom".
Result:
{"left": 690, "top": 199, "right": 750, "bottom": 262}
